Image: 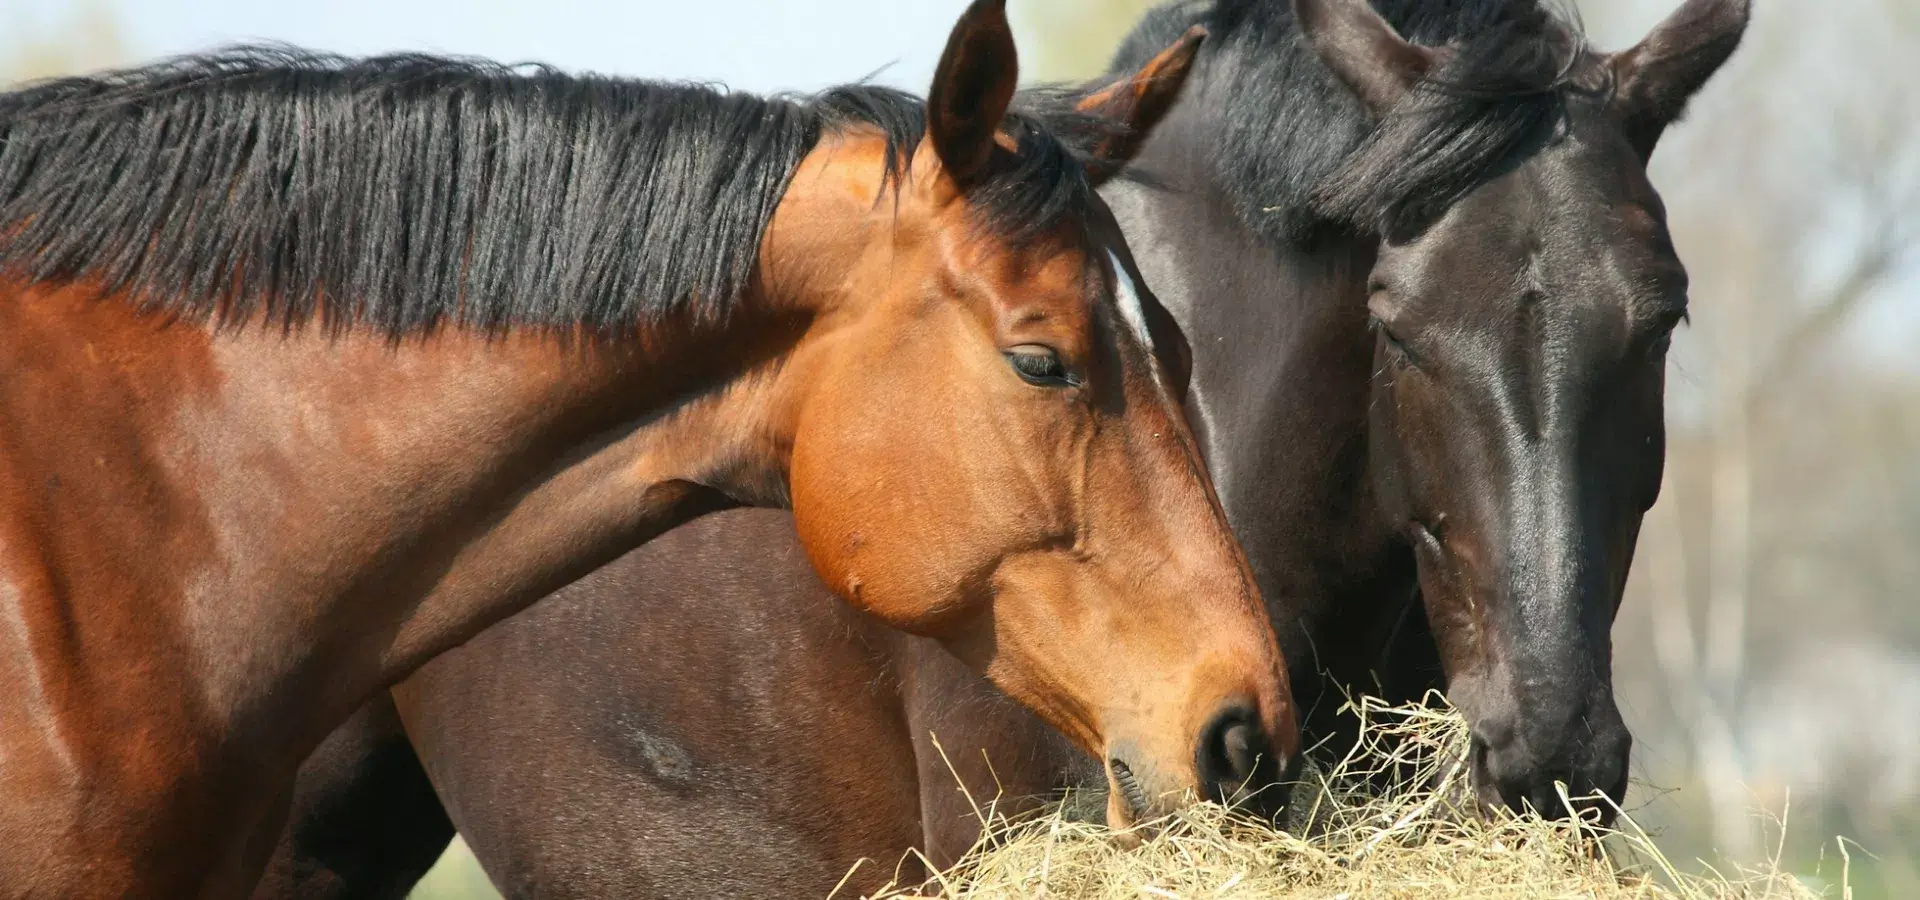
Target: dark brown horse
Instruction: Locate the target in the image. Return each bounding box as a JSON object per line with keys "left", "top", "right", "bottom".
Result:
{"left": 0, "top": 1, "right": 1301, "bottom": 895}
{"left": 261, "top": 0, "right": 1751, "bottom": 896}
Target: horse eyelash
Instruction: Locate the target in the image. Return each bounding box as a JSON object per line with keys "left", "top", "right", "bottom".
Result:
{"left": 1369, "top": 315, "right": 1419, "bottom": 368}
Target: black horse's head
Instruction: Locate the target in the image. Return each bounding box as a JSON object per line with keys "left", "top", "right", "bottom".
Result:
{"left": 1296, "top": 0, "right": 1748, "bottom": 818}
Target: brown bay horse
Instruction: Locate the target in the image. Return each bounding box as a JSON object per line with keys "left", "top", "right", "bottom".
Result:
{"left": 262, "top": 0, "right": 1752, "bottom": 896}
{"left": 0, "top": 1, "right": 1300, "bottom": 895}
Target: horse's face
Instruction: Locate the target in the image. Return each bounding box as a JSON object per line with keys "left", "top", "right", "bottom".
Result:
{"left": 1299, "top": 0, "right": 1748, "bottom": 818}
{"left": 782, "top": 3, "right": 1296, "bottom": 827}
{"left": 1363, "top": 119, "right": 1680, "bottom": 816}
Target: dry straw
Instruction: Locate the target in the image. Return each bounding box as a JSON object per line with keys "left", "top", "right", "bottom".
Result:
{"left": 850, "top": 695, "right": 1843, "bottom": 900}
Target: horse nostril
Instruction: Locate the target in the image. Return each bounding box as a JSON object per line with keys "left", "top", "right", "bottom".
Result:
{"left": 1472, "top": 721, "right": 1632, "bottom": 823}
{"left": 1197, "top": 702, "right": 1270, "bottom": 803}
{"left": 1223, "top": 720, "right": 1259, "bottom": 783}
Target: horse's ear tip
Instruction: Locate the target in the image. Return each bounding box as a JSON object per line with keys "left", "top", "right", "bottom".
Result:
{"left": 1175, "top": 25, "right": 1209, "bottom": 53}
{"left": 1693, "top": 0, "right": 1752, "bottom": 27}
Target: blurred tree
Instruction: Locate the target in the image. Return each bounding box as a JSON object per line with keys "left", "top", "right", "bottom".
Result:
{"left": 1015, "top": 0, "right": 1165, "bottom": 82}
{"left": 1588, "top": 0, "right": 1920, "bottom": 895}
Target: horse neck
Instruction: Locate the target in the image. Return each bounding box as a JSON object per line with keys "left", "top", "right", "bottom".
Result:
{"left": 1112, "top": 85, "right": 1412, "bottom": 661}
{"left": 733, "top": 130, "right": 925, "bottom": 444}
{"left": 753, "top": 131, "right": 912, "bottom": 313}
{"left": 324, "top": 140, "right": 898, "bottom": 701}
{"left": 0, "top": 266, "right": 829, "bottom": 762}
{"left": 342, "top": 311, "right": 824, "bottom": 666}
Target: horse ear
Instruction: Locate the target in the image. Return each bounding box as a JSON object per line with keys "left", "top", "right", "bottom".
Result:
{"left": 927, "top": 0, "right": 1019, "bottom": 192}
{"left": 1075, "top": 25, "right": 1207, "bottom": 185}
{"left": 1293, "top": 0, "right": 1436, "bottom": 115}
{"left": 1608, "top": 0, "right": 1749, "bottom": 160}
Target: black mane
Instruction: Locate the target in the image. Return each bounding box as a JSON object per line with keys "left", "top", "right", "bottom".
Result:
{"left": 0, "top": 47, "right": 1108, "bottom": 336}
{"left": 1114, "top": 0, "right": 1589, "bottom": 242}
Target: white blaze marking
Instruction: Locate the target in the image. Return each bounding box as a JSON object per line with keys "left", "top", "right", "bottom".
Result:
{"left": 1106, "top": 248, "right": 1155, "bottom": 355}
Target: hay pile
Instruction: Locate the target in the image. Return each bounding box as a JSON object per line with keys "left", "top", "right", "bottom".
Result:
{"left": 859, "top": 697, "right": 1836, "bottom": 899}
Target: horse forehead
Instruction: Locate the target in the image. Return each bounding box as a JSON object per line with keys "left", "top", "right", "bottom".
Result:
{"left": 1519, "top": 128, "right": 1660, "bottom": 228}
{"left": 1437, "top": 131, "right": 1627, "bottom": 227}
{"left": 1408, "top": 158, "right": 1637, "bottom": 296}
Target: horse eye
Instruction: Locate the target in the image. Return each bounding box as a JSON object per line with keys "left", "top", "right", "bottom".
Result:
{"left": 1648, "top": 309, "right": 1686, "bottom": 355}
{"left": 1369, "top": 316, "right": 1416, "bottom": 367}
{"left": 1005, "top": 345, "right": 1077, "bottom": 388}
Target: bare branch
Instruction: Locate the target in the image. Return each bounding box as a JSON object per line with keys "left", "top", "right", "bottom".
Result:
{"left": 1744, "top": 229, "right": 1904, "bottom": 416}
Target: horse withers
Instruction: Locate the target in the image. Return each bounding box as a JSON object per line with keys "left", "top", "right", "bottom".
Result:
{"left": 0, "top": 1, "right": 1295, "bottom": 894}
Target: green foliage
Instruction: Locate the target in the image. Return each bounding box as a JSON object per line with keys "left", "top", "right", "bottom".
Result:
{"left": 1015, "top": 0, "right": 1166, "bottom": 83}
{"left": 408, "top": 839, "right": 502, "bottom": 900}
{"left": 1, "top": 1, "right": 125, "bottom": 85}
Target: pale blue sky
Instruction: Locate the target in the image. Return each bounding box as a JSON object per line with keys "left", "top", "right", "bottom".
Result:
{"left": 12, "top": 0, "right": 980, "bottom": 94}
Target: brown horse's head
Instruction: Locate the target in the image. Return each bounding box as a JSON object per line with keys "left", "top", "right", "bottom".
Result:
{"left": 1295, "top": 0, "right": 1748, "bottom": 819}
{"left": 760, "top": 2, "right": 1295, "bottom": 824}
